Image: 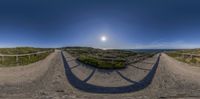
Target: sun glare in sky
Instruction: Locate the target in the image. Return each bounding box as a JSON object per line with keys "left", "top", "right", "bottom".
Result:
{"left": 100, "top": 36, "right": 107, "bottom": 42}
{"left": 1, "top": 0, "right": 200, "bottom": 49}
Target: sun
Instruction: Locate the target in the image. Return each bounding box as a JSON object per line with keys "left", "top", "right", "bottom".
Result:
{"left": 101, "top": 36, "right": 107, "bottom": 42}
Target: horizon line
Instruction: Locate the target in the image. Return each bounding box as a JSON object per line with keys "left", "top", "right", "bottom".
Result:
{"left": 0, "top": 46, "right": 199, "bottom": 50}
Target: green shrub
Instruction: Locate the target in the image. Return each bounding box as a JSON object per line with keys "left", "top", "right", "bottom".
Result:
{"left": 78, "top": 55, "right": 126, "bottom": 69}
{"left": 66, "top": 47, "right": 155, "bottom": 69}
{"left": 1, "top": 56, "right": 17, "bottom": 66}
{"left": 167, "top": 52, "right": 180, "bottom": 57}
{"left": 190, "top": 58, "right": 197, "bottom": 63}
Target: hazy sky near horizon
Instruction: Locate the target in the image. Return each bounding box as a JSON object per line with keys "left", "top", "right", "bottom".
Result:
{"left": 0, "top": 0, "right": 200, "bottom": 49}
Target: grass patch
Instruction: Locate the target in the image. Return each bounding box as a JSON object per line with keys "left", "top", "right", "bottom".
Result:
{"left": 64, "top": 47, "right": 155, "bottom": 69}
{"left": 166, "top": 49, "right": 200, "bottom": 65}
{"left": 0, "top": 47, "right": 53, "bottom": 67}
{"left": 0, "top": 52, "right": 51, "bottom": 67}
{"left": 78, "top": 55, "right": 126, "bottom": 69}
{"left": 0, "top": 47, "right": 52, "bottom": 55}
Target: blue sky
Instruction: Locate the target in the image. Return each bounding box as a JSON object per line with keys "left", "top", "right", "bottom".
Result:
{"left": 0, "top": 0, "right": 200, "bottom": 49}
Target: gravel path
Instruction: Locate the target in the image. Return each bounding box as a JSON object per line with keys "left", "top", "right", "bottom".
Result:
{"left": 62, "top": 52, "right": 160, "bottom": 91}
{"left": 0, "top": 51, "right": 55, "bottom": 85}
{"left": 0, "top": 50, "right": 70, "bottom": 99}
{"left": 1, "top": 51, "right": 200, "bottom": 99}
{"left": 155, "top": 53, "right": 200, "bottom": 98}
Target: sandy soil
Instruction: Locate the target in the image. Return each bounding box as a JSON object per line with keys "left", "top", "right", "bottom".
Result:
{"left": 0, "top": 51, "right": 200, "bottom": 99}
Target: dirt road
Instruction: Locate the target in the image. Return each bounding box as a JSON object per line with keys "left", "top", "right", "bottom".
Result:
{"left": 0, "top": 51, "right": 200, "bottom": 99}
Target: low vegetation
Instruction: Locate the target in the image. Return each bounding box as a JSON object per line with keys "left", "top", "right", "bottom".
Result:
{"left": 0, "top": 47, "right": 53, "bottom": 67}
{"left": 166, "top": 49, "right": 200, "bottom": 66}
{"left": 0, "top": 47, "right": 51, "bottom": 54}
{"left": 63, "top": 47, "right": 155, "bottom": 69}
{"left": 78, "top": 55, "right": 126, "bottom": 69}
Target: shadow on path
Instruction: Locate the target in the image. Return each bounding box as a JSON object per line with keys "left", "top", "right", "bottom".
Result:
{"left": 129, "top": 64, "right": 151, "bottom": 71}
{"left": 62, "top": 52, "right": 161, "bottom": 93}
{"left": 83, "top": 69, "right": 96, "bottom": 82}
{"left": 70, "top": 64, "right": 80, "bottom": 70}
{"left": 141, "top": 61, "right": 154, "bottom": 64}
{"left": 116, "top": 71, "right": 138, "bottom": 84}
